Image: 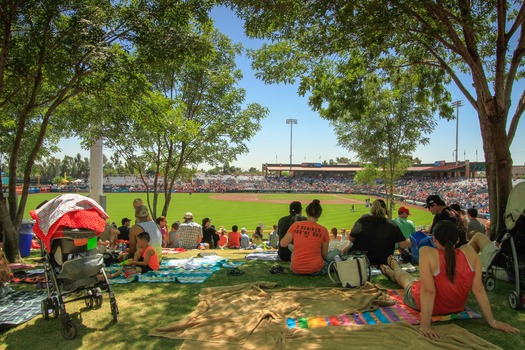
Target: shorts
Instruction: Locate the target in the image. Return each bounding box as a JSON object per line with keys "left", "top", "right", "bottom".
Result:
{"left": 403, "top": 281, "right": 420, "bottom": 311}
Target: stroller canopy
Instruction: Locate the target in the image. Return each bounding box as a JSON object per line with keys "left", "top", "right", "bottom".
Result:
{"left": 505, "top": 182, "right": 525, "bottom": 231}
{"left": 30, "top": 194, "right": 109, "bottom": 251}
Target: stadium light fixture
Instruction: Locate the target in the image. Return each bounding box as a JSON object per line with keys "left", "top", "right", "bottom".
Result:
{"left": 451, "top": 100, "right": 463, "bottom": 165}
{"left": 286, "top": 119, "right": 297, "bottom": 179}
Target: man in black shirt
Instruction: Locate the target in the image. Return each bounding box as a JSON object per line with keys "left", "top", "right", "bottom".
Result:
{"left": 118, "top": 217, "right": 131, "bottom": 241}
{"left": 277, "top": 201, "right": 306, "bottom": 261}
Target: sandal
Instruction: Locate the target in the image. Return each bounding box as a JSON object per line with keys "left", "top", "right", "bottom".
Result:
{"left": 380, "top": 264, "right": 396, "bottom": 283}
{"left": 387, "top": 255, "right": 399, "bottom": 271}
{"left": 269, "top": 265, "right": 285, "bottom": 274}
{"left": 228, "top": 267, "right": 245, "bottom": 276}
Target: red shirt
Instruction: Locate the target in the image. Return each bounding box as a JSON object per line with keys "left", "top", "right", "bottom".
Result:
{"left": 228, "top": 231, "right": 241, "bottom": 247}
{"left": 288, "top": 221, "right": 329, "bottom": 274}
{"left": 412, "top": 249, "right": 475, "bottom": 314}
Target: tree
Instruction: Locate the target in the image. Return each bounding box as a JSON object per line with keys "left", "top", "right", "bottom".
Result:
{"left": 228, "top": 0, "right": 525, "bottom": 238}
{"left": 72, "top": 25, "right": 268, "bottom": 219}
{"left": 0, "top": 1, "right": 214, "bottom": 262}
{"left": 333, "top": 71, "right": 436, "bottom": 216}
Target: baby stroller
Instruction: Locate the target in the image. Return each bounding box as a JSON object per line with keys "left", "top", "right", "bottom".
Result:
{"left": 30, "top": 194, "right": 119, "bottom": 339}
{"left": 483, "top": 182, "right": 525, "bottom": 310}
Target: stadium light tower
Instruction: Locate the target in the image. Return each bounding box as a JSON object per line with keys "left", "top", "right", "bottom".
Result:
{"left": 451, "top": 100, "right": 463, "bottom": 165}
{"left": 286, "top": 119, "right": 297, "bottom": 179}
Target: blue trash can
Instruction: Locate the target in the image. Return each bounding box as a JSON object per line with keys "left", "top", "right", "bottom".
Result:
{"left": 19, "top": 223, "right": 34, "bottom": 257}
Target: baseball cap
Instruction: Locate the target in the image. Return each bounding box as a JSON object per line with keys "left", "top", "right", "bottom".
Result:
{"left": 398, "top": 206, "right": 410, "bottom": 215}
{"left": 425, "top": 195, "right": 446, "bottom": 208}
{"left": 135, "top": 205, "right": 149, "bottom": 218}
{"left": 289, "top": 201, "right": 302, "bottom": 214}
{"left": 121, "top": 217, "right": 131, "bottom": 225}
{"left": 183, "top": 212, "right": 193, "bottom": 219}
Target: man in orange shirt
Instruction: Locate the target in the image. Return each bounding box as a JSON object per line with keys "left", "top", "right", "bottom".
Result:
{"left": 227, "top": 225, "right": 241, "bottom": 249}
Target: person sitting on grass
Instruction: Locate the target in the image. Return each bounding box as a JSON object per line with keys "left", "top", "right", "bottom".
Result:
{"left": 126, "top": 232, "right": 160, "bottom": 273}
{"left": 218, "top": 228, "right": 228, "bottom": 249}
{"left": 252, "top": 226, "right": 264, "bottom": 246}
{"left": 228, "top": 225, "right": 241, "bottom": 249}
{"left": 280, "top": 199, "right": 330, "bottom": 275}
{"left": 379, "top": 220, "right": 519, "bottom": 340}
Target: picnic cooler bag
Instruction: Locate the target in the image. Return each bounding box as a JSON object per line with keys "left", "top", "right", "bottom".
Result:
{"left": 328, "top": 252, "right": 371, "bottom": 288}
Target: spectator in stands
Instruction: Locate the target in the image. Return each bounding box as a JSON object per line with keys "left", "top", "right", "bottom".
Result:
{"left": 167, "top": 222, "right": 180, "bottom": 248}
{"left": 118, "top": 218, "right": 131, "bottom": 241}
{"left": 280, "top": 199, "right": 330, "bottom": 275}
{"left": 277, "top": 201, "right": 306, "bottom": 261}
{"left": 201, "top": 218, "right": 216, "bottom": 248}
{"left": 129, "top": 205, "right": 163, "bottom": 261}
{"left": 349, "top": 199, "right": 410, "bottom": 265}
{"left": 156, "top": 216, "right": 168, "bottom": 247}
{"left": 467, "top": 208, "right": 485, "bottom": 237}
{"left": 392, "top": 206, "right": 416, "bottom": 239}
{"left": 178, "top": 212, "right": 204, "bottom": 249}
{"left": 240, "top": 228, "right": 250, "bottom": 249}
{"left": 228, "top": 225, "right": 241, "bottom": 249}
{"left": 269, "top": 224, "right": 278, "bottom": 248}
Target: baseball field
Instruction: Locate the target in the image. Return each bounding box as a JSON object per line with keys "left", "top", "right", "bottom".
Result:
{"left": 22, "top": 192, "right": 434, "bottom": 234}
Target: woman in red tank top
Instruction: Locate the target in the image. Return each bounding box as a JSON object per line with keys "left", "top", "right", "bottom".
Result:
{"left": 380, "top": 220, "right": 519, "bottom": 340}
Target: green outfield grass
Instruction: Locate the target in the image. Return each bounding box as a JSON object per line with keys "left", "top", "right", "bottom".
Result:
{"left": 22, "top": 192, "right": 434, "bottom": 234}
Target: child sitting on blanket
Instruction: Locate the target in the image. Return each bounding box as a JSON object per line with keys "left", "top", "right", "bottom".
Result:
{"left": 126, "top": 231, "right": 160, "bottom": 273}
{"left": 102, "top": 231, "right": 160, "bottom": 280}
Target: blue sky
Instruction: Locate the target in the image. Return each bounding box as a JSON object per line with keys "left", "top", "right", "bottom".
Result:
{"left": 57, "top": 6, "right": 525, "bottom": 170}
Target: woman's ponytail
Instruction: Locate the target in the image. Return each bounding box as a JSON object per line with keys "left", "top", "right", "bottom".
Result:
{"left": 444, "top": 241, "right": 456, "bottom": 282}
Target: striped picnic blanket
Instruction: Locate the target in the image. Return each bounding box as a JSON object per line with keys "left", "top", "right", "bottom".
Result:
{"left": 286, "top": 289, "right": 481, "bottom": 328}
{"left": 0, "top": 289, "right": 46, "bottom": 330}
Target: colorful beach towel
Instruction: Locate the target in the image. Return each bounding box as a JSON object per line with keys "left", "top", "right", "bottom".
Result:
{"left": 286, "top": 289, "right": 482, "bottom": 329}
{"left": 0, "top": 290, "right": 47, "bottom": 330}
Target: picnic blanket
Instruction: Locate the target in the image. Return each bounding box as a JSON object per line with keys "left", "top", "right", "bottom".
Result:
{"left": 0, "top": 289, "right": 46, "bottom": 330}
{"left": 150, "top": 281, "right": 500, "bottom": 350}
{"left": 245, "top": 250, "right": 280, "bottom": 261}
{"left": 286, "top": 289, "right": 481, "bottom": 328}
{"left": 107, "top": 256, "right": 242, "bottom": 284}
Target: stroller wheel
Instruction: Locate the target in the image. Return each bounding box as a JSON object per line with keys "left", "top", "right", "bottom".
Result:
{"left": 95, "top": 294, "right": 103, "bottom": 308}
{"left": 111, "top": 301, "right": 119, "bottom": 322}
{"left": 84, "top": 290, "right": 94, "bottom": 309}
{"left": 41, "top": 299, "right": 51, "bottom": 320}
{"left": 508, "top": 291, "right": 522, "bottom": 310}
{"left": 61, "top": 320, "right": 77, "bottom": 340}
{"left": 483, "top": 275, "right": 496, "bottom": 292}
{"left": 51, "top": 297, "right": 60, "bottom": 318}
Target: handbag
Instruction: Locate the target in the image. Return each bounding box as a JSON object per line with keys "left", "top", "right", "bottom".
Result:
{"left": 328, "top": 252, "right": 371, "bottom": 288}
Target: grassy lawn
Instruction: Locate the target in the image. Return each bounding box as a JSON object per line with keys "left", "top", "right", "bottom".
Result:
{"left": 2, "top": 192, "right": 522, "bottom": 349}
{"left": 20, "top": 192, "right": 434, "bottom": 234}
{"left": 1, "top": 249, "right": 524, "bottom": 350}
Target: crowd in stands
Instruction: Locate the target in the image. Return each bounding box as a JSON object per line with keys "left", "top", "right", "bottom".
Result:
{"left": 101, "top": 174, "right": 490, "bottom": 212}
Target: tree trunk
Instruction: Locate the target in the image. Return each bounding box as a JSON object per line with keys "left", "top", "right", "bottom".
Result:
{"left": 0, "top": 195, "right": 21, "bottom": 263}
{"left": 480, "top": 115, "right": 513, "bottom": 240}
